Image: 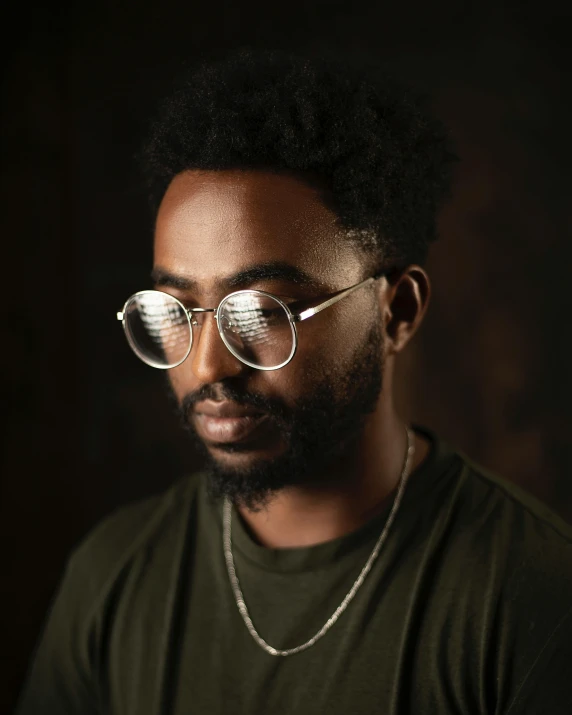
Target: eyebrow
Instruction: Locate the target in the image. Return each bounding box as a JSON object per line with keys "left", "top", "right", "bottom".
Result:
{"left": 150, "top": 261, "right": 325, "bottom": 292}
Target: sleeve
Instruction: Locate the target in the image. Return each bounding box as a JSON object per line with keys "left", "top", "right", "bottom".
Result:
{"left": 504, "top": 607, "right": 572, "bottom": 715}
{"left": 13, "top": 554, "right": 101, "bottom": 715}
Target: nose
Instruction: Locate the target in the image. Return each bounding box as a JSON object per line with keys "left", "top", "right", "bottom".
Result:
{"left": 190, "top": 312, "right": 245, "bottom": 383}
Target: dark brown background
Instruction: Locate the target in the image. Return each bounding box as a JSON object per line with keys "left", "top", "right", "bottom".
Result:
{"left": 2, "top": 1, "right": 572, "bottom": 711}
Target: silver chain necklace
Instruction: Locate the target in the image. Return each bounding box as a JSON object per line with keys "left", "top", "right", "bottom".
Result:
{"left": 222, "top": 425, "right": 415, "bottom": 657}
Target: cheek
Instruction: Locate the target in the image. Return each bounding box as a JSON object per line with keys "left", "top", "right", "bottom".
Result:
{"left": 166, "top": 365, "right": 193, "bottom": 401}
{"left": 163, "top": 302, "right": 377, "bottom": 407}
{"left": 296, "top": 301, "right": 372, "bottom": 365}
{"left": 281, "top": 302, "right": 374, "bottom": 390}
{"left": 164, "top": 345, "right": 309, "bottom": 408}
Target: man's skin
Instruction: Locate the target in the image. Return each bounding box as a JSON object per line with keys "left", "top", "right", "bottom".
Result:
{"left": 154, "top": 169, "right": 432, "bottom": 548}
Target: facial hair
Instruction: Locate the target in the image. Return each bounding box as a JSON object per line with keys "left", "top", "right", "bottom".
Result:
{"left": 167, "top": 318, "right": 385, "bottom": 512}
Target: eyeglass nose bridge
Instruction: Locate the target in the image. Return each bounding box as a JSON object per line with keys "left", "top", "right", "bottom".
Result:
{"left": 184, "top": 306, "right": 246, "bottom": 375}
{"left": 186, "top": 306, "right": 240, "bottom": 345}
{"left": 187, "top": 306, "right": 255, "bottom": 348}
{"left": 186, "top": 306, "right": 217, "bottom": 328}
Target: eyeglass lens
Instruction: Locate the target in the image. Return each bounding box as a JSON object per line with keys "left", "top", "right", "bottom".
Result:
{"left": 218, "top": 292, "right": 295, "bottom": 368}
{"left": 124, "top": 292, "right": 191, "bottom": 368}
{"left": 123, "top": 290, "right": 295, "bottom": 369}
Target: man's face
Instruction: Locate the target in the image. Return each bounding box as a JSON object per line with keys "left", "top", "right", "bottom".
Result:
{"left": 154, "top": 170, "right": 386, "bottom": 510}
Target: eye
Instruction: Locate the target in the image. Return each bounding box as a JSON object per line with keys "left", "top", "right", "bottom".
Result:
{"left": 156, "top": 290, "right": 197, "bottom": 311}
{"left": 282, "top": 296, "right": 315, "bottom": 313}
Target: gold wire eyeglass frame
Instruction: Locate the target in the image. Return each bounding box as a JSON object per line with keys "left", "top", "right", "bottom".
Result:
{"left": 116, "top": 271, "right": 386, "bottom": 371}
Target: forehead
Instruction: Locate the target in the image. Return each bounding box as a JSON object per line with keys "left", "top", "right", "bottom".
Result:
{"left": 154, "top": 169, "right": 363, "bottom": 292}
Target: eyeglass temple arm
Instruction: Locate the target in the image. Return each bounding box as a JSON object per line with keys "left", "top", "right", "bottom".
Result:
{"left": 292, "top": 272, "right": 386, "bottom": 323}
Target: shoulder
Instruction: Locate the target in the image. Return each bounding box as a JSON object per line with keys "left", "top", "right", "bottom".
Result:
{"left": 420, "top": 436, "right": 572, "bottom": 636}
{"left": 453, "top": 448, "right": 572, "bottom": 552}
{"left": 420, "top": 442, "right": 572, "bottom": 710}
{"left": 413, "top": 427, "right": 571, "bottom": 570}
{"left": 13, "top": 472, "right": 207, "bottom": 714}
{"left": 65, "top": 472, "right": 205, "bottom": 598}
{"left": 442, "top": 446, "right": 572, "bottom": 643}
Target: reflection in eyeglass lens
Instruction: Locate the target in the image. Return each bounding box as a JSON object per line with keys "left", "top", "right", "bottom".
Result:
{"left": 127, "top": 292, "right": 191, "bottom": 367}
{"left": 219, "top": 293, "right": 294, "bottom": 368}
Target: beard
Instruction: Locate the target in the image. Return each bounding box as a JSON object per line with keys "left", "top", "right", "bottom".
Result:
{"left": 167, "top": 318, "right": 385, "bottom": 511}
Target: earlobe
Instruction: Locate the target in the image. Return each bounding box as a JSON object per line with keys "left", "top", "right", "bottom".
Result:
{"left": 383, "top": 267, "right": 430, "bottom": 354}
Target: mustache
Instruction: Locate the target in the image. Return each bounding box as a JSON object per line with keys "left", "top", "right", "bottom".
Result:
{"left": 176, "top": 379, "right": 292, "bottom": 426}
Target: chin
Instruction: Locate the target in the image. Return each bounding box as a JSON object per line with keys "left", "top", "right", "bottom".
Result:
{"left": 206, "top": 437, "right": 287, "bottom": 464}
{"left": 203, "top": 444, "right": 297, "bottom": 512}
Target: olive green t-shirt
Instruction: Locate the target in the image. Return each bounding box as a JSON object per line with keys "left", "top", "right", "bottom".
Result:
{"left": 15, "top": 425, "right": 572, "bottom": 714}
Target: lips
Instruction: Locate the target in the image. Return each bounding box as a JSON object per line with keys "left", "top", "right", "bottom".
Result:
{"left": 194, "top": 400, "right": 269, "bottom": 444}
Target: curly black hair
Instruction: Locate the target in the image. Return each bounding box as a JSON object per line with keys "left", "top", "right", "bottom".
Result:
{"left": 142, "top": 50, "right": 457, "bottom": 267}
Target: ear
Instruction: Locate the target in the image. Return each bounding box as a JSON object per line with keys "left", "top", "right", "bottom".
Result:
{"left": 381, "top": 266, "right": 431, "bottom": 355}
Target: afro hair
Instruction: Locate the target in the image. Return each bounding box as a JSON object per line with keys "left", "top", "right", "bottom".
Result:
{"left": 142, "top": 50, "right": 457, "bottom": 267}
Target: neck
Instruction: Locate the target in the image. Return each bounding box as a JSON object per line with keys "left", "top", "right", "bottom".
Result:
{"left": 236, "top": 400, "right": 431, "bottom": 549}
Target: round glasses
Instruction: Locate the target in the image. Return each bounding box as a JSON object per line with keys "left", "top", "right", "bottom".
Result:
{"left": 117, "top": 274, "right": 385, "bottom": 371}
{"left": 119, "top": 289, "right": 297, "bottom": 371}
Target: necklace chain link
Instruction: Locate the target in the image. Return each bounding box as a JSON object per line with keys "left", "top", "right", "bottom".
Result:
{"left": 222, "top": 425, "right": 415, "bottom": 656}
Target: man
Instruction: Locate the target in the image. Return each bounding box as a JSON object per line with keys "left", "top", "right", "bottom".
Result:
{"left": 16, "top": 51, "right": 572, "bottom": 714}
